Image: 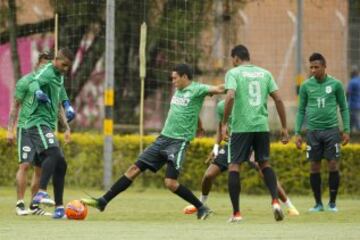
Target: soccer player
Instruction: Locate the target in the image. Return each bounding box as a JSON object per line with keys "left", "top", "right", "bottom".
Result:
{"left": 24, "top": 48, "right": 75, "bottom": 218}
{"left": 222, "top": 44, "right": 289, "bottom": 222}
{"left": 81, "top": 63, "right": 224, "bottom": 220}
{"left": 183, "top": 100, "right": 299, "bottom": 221}
{"left": 295, "top": 53, "right": 350, "bottom": 212}
{"left": 7, "top": 51, "right": 72, "bottom": 216}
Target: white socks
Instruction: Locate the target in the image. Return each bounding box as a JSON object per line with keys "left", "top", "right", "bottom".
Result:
{"left": 285, "top": 198, "right": 294, "bottom": 208}
{"left": 200, "top": 195, "right": 208, "bottom": 204}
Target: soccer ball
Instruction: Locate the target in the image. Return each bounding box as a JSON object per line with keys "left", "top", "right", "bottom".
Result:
{"left": 65, "top": 200, "right": 88, "bottom": 220}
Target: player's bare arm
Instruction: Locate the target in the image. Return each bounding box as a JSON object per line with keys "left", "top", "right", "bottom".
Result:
{"left": 7, "top": 98, "right": 21, "bottom": 144}
{"left": 58, "top": 106, "right": 71, "bottom": 144}
{"left": 270, "top": 90, "right": 289, "bottom": 144}
{"left": 196, "top": 117, "right": 205, "bottom": 137}
{"left": 222, "top": 89, "right": 235, "bottom": 141}
{"left": 208, "top": 84, "right": 225, "bottom": 95}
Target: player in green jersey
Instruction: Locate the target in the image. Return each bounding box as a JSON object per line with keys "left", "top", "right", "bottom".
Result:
{"left": 295, "top": 53, "right": 350, "bottom": 212}
{"left": 24, "top": 48, "right": 74, "bottom": 219}
{"left": 222, "top": 44, "right": 289, "bottom": 222}
{"left": 81, "top": 64, "right": 224, "bottom": 220}
{"left": 7, "top": 51, "right": 71, "bottom": 216}
{"left": 183, "top": 100, "right": 299, "bottom": 221}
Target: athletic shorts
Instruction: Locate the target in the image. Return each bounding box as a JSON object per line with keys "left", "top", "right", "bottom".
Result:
{"left": 229, "top": 132, "right": 270, "bottom": 164}
{"left": 24, "top": 125, "right": 60, "bottom": 154}
{"left": 136, "top": 135, "right": 189, "bottom": 178}
{"left": 212, "top": 144, "right": 262, "bottom": 171}
{"left": 306, "top": 128, "right": 341, "bottom": 161}
{"left": 212, "top": 145, "right": 229, "bottom": 172}
{"left": 16, "top": 127, "right": 42, "bottom": 167}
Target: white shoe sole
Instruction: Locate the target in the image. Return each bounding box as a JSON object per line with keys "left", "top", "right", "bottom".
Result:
{"left": 16, "top": 209, "right": 29, "bottom": 216}
{"left": 39, "top": 198, "right": 55, "bottom": 206}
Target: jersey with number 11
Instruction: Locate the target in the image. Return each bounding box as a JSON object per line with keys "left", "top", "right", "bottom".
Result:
{"left": 295, "top": 75, "right": 350, "bottom": 134}
{"left": 225, "top": 64, "right": 278, "bottom": 133}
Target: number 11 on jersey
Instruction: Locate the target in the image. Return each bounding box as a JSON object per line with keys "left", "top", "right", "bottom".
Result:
{"left": 317, "top": 97, "right": 325, "bottom": 108}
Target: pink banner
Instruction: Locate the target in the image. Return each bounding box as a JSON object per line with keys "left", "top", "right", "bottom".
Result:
{"left": 0, "top": 36, "right": 53, "bottom": 128}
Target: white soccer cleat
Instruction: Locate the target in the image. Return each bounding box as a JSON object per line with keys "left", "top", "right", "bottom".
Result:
{"left": 16, "top": 202, "right": 29, "bottom": 216}
{"left": 228, "top": 212, "right": 243, "bottom": 223}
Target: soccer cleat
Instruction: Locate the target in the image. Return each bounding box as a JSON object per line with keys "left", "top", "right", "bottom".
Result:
{"left": 53, "top": 207, "right": 66, "bottom": 219}
{"left": 325, "top": 203, "right": 338, "bottom": 212}
{"left": 228, "top": 212, "right": 243, "bottom": 223}
{"left": 28, "top": 205, "right": 52, "bottom": 216}
{"left": 272, "top": 202, "right": 284, "bottom": 221}
{"left": 286, "top": 206, "right": 300, "bottom": 216}
{"left": 81, "top": 197, "right": 106, "bottom": 212}
{"left": 308, "top": 203, "right": 324, "bottom": 212}
{"left": 183, "top": 205, "right": 197, "bottom": 214}
{"left": 16, "top": 201, "right": 29, "bottom": 216}
{"left": 197, "top": 205, "right": 212, "bottom": 220}
{"left": 32, "top": 191, "right": 55, "bottom": 206}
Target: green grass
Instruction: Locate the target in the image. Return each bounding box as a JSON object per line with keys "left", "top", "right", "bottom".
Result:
{"left": 0, "top": 187, "right": 359, "bottom": 240}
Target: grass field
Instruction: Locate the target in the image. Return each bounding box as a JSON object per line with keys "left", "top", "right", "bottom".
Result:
{"left": 0, "top": 187, "right": 359, "bottom": 240}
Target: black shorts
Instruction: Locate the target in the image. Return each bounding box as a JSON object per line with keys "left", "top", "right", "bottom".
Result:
{"left": 306, "top": 128, "right": 341, "bottom": 161}
{"left": 212, "top": 144, "right": 229, "bottom": 172}
{"left": 136, "top": 135, "right": 189, "bottom": 179}
{"left": 229, "top": 132, "right": 270, "bottom": 164}
{"left": 16, "top": 127, "right": 42, "bottom": 167}
{"left": 24, "top": 125, "right": 60, "bottom": 154}
{"left": 212, "top": 144, "right": 262, "bottom": 172}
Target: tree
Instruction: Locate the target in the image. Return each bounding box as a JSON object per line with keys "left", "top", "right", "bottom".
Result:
{"left": 7, "top": 0, "right": 21, "bottom": 81}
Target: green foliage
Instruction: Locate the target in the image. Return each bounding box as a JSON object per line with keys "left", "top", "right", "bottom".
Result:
{"left": 1, "top": 129, "right": 360, "bottom": 194}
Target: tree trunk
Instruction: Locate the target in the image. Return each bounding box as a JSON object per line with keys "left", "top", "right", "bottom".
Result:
{"left": 7, "top": 0, "right": 21, "bottom": 81}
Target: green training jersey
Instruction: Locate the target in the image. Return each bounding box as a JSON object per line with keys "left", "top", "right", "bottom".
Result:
{"left": 216, "top": 100, "right": 232, "bottom": 133}
{"left": 295, "top": 75, "right": 350, "bottom": 134}
{"left": 14, "top": 74, "right": 34, "bottom": 128}
{"left": 161, "top": 81, "right": 210, "bottom": 141}
{"left": 24, "top": 63, "right": 67, "bottom": 130}
{"left": 225, "top": 64, "right": 278, "bottom": 133}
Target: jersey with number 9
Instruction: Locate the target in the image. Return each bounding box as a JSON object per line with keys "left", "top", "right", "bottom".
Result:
{"left": 225, "top": 64, "right": 278, "bottom": 133}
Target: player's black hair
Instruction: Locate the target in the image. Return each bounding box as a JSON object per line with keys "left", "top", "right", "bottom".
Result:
{"left": 58, "top": 48, "right": 75, "bottom": 62}
{"left": 231, "top": 44, "right": 250, "bottom": 61}
{"left": 38, "top": 50, "right": 54, "bottom": 61}
{"left": 173, "top": 63, "right": 193, "bottom": 80}
{"left": 309, "top": 52, "right": 326, "bottom": 65}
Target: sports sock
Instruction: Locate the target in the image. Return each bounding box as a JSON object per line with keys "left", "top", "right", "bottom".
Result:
{"left": 16, "top": 200, "right": 25, "bottom": 205}
{"left": 53, "top": 158, "right": 67, "bottom": 206}
{"left": 39, "top": 148, "right": 63, "bottom": 190}
{"left": 174, "top": 184, "right": 203, "bottom": 209}
{"left": 102, "top": 175, "right": 133, "bottom": 203}
{"left": 228, "top": 171, "right": 240, "bottom": 215}
{"left": 200, "top": 195, "right": 208, "bottom": 204}
{"left": 285, "top": 198, "right": 294, "bottom": 208}
{"left": 329, "top": 171, "right": 340, "bottom": 204}
{"left": 261, "top": 167, "right": 279, "bottom": 200}
{"left": 310, "top": 172, "right": 322, "bottom": 205}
